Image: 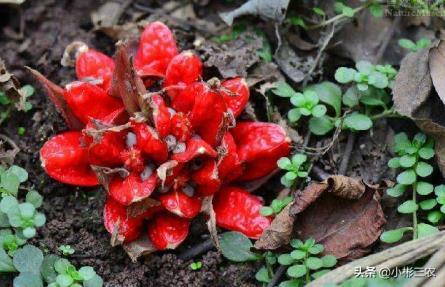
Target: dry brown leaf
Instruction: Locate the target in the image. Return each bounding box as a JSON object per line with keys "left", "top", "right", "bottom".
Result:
{"left": 127, "top": 197, "right": 161, "bottom": 218}
{"left": 429, "top": 41, "right": 445, "bottom": 105}
{"left": 274, "top": 41, "right": 306, "bottom": 84}
{"left": 91, "top": 166, "right": 129, "bottom": 191}
{"left": 255, "top": 176, "right": 385, "bottom": 261}
{"left": 156, "top": 160, "right": 178, "bottom": 187}
{"left": 202, "top": 196, "right": 220, "bottom": 251}
{"left": 123, "top": 236, "right": 157, "bottom": 262}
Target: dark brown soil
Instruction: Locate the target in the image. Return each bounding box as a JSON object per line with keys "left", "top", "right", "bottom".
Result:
{"left": 1, "top": 1, "right": 258, "bottom": 286}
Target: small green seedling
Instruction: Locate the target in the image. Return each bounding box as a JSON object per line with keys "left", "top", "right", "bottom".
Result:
{"left": 59, "top": 245, "right": 75, "bottom": 256}
{"left": 260, "top": 196, "right": 293, "bottom": 216}
{"left": 0, "top": 165, "right": 28, "bottom": 197}
{"left": 277, "top": 238, "right": 337, "bottom": 286}
{"left": 381, "top": 133, "right": 439, "bottom": 243}
{"left": 48, "top": 258, "right": 100, "bottom": 287}
{"left": 0, "top": 84, "right": 34, "bottom": 125}
{"left": 277, "top": 154, "right": 309, "bottom": 188}
{"left": 0, "top": 193, "right": 46, "bottom": 239}
{"left": 190, "top": 261, "right": 203, "bottom": 271}
{"left": 0, "top": 229, "right": 26, "bottom": 256}
{"left": 398, "top": 38, "right": 431, "bottom": 52}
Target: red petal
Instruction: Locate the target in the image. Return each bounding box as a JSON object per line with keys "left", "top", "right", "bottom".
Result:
{"left": 147, "top": 213, "right": 190, "bottom": 250}
{"left": 164, "top": 51, "right": 202, "bottom": 98}
{"left": 104, "top": 197, "right": 143, "bottom": 243}
{"left": 40, "top": 131, "right": 98, "bottom": 186}
{"left": 170, "top": 112, "right": 192, "bottom": 142}
{"left": 170, "top": 82, "right": 203, "bottom": 113}
{"left": 151, "top": 94, "right": 171, "bottom": 139}
{"left": 232, "top": 122, "right": 291, "bottom": 181}
{"left": 171, "top": 137, "right": 217, "bottom": 163}
{"left": 220, "top": 77, "right": 249, "bottom": 118}
{"left": 132, "top": 122, "right": 168, "bottom": 164}
{"left": 27, "top": 68, "right": 83, "bottom": 130}
{"left": 190, "top": 88, "right": 228, "bottom": 147}
{"left": 134, "top": 22, "right": 178, "bottom": 76}
{"left": 65, "top": 81, "right": 124, "bottom": 124}
{"left": 76, "top": 49, "right": 115, "bottom": 92}
{"left": 213, "top": 186, "right": 271, "bottom": 239}
{"left": 109, "top": 171, "right": 157, "bottom": 206}
{"left": 217, "top": 132, "right": 243, "bottom": 182}
{"left": 159, "top": 190, "right": 202, "bottom": 218}
{"left": 191, "top": 160, "right": 221, "bottom": 196}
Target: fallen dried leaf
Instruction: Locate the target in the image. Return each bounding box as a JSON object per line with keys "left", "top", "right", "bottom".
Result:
{"left": 219, "top": 0, "right": 290, "bottom": 26}
{"left": 201, "top": 196, "right": 220, "bottom": 251}
{"left": 255, "top": 176, "right": 386, "bottom": 261}
{"left": 123, "top": 236, "right": 157, "bottom": 262}
{"left": 274, "top": 41, "right": 307, "bottom": 83}
{"left": 91, "top": 166, "right": 129, "bottom": 191}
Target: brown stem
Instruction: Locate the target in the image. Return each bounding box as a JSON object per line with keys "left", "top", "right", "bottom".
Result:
{"left": 338, "top": 133, "right": 356, "bottom": 175}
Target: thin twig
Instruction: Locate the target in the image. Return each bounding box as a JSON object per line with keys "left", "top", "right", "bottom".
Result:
{"left": 266, "top": 265, "right": 287, "bottom": 287}
{"left": 177, "top": 238, "right": 214, "bottom": 261}
{"left": 338, "top": 133, "right": 356, "bottom": 175}
{"left": 0, "top": 134, "right": 20, "bottom": 164}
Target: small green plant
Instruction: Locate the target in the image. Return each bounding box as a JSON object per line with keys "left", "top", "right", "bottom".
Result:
{"left": 0, "top": 84, "right": 34, "bottom": 125}
{"left": 59, "top": 245, "right": 75, "bottom": 256}
{"left": 398, "top": 38, "right": 431, "bottom": 52}
{"left": 0, "top": 229, "right": 26, "bottom": 256}
{"left": 381, "top": 133, "right": 439, "bottom": 243}
{"left": 48, "top": 258, "right": 100, "bottom": 287}
{"left": 0, "top": 165, "right": 28, "bottom": 197}
{"left": 277, "top": 238, "right": 337, "bottom": 286}
{"left": 260, "top": 196, "right": 293, "bottom": 216}
{"left": 277, "top": 154, "right": 309, "bottom": 188}
{"left": 190, "top": 261, "right": 203, "bottom": 270}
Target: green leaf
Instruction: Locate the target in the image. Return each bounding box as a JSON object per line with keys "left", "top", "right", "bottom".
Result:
{"left": 342, "top": 86, "right": 359, "bottom": 108}
{"left": 281, "top": 176, "right": 293, "bottom": 188}
{"left": 311, "top": 105, "right": 327, "bottom": 117}
{"left": 79, "top": 266, "right": 96, "bottom": 281}
{"left": 419, "top": 199, "right": 437, "bottom": 210}
{"left": 260, "top": 207, "right": 274, "bottom": 216}
{"left": 437, "top": 196, "right": 445, "bottom": 205}
{"left": 26, "top": 191, "right": 43, "bottom": 208}
{"left": 308, "top": 82, "right": 342, "bottom": 117}
{"left": 288, "top": 108, "right": 302, "bottom": 122}
{"left": 417, "top": 223, "right": 439, "bottom": 238}
{"left": 278, "top": 254, "right": 294, "bottom": 265}
{"left": 54, "top": 258, "right": 71, "bottom": 274}
{"left": 312, "top": 269, "right": 330, "bottom": 279}
{"left": 368, "top": 71, "right": 388, "bottom": 89}
{"left": 0, "top": 196, "right": 18, "bottom": 213}
{"left": 0, "top": 171, "right": 20, "bottom": 196}
{"left": 219, "top": 232, "right": 260, "bottom": 262}
{"left": 306, "top": 257, "right": 323, "bottom": 270}
{"left": 396, "top": 169, "right": 416, "bottom": 185}
{"left": 416, "top": 181, "right": 434, "bottom": 195}
{"left": 33, "top": 213, "right": 46, "bottom": 227}
{"left": 13, "top": 245, "right": 43, "bottom": 274}
{"left": 416, "top": 38, "right": 431, "bottom": 49}
{"left": 56, "top": 274, "right": 74, "bottom": 287}
{"left": 370, "top": 3, "right": 384, "bottom": 17}
{"left": 335, "top": 67, "right": 355, "bottom": 84}
{"left": 309, "top": 116, "right": 334, "bottom": 136}
{"left": 394, "top": 132, "right": 411, "bottom": 153}
{"left": 386, "top": 184, "right": 406, "bottom": 198}
{"left": 41, "top": 255, "right": 59, "bottom": 283}
{"left": 413, "top": 133, "right": 427, "bottom": 147}
{"left": 84, "top": 275, "right": 104, "bottom": 287}
{"left": 19, "top": 202, "right": 35, "bottom": 219}
{"left": 397, "top": 200, "right": 418, "bottom": 214}
{"left": 13, "top": 272, "right": 43, "bottom": 287}
{"left": 398, "top": 39, "right": 417, "bottom": 52}
{"left": 380, "top": 227, "right": 412, "bottom": 243}
{"left": 304, "top": 90, "right": 319, "bottom": 106}
{"left": 359, "top": 94, "right": 386, "bottom": 107}
{"left": 415, "top": 162, "right": 433, "bottom": 177}
{"left": 308, "top": 244, "right": 324, "bottom": 255}
{"left": 343, "top": 113, "right": 372, "bottom": 131}
{"left": 291, "top": 154, "right": 307, "bottom": 166}
{"left": 435, "top": 185, "right": 445, "bottom": 197}
{"left": 387, "top": 157, "right": 400, "bottom": 169}
{"left": 303, "top": 238, "right": 315, "bottom": 249}
{"left": 0, "top": 247, "right": 15, "bottom": 272}
{"left": 277, "top": 157, "right": 292, "bottom": 170}
{"left": 356, "top": 61, "right": 373, "bottom": 75}
{"left": 399, "top": 155, "right": 416, "bottom": 168}
{"left": 341, "top": 6, "right": 354, "bottom": 17}
{"left": 255, "top": 266, "right": 271, "bottom": 283}
{"left": 290, "top": 93, "right": 306, "bottom": 107}
{"left": 356, "top": 83, "right": 368, "bottom": 91}
{"left": 312, "top": 7, "right": 325, "bottom": 16}
{"left": 290, "top": 250, "right": 306, "bottom": 260}
{"left": 8, "top": 166, "right": 28, "bottom": 183}
{"left": 290, "top": 239, "right": 303, "bottom": 249}
{"left": 272, "top": 81, "right": 295, "bottom": 98}
{"left": 278, "top": 280, "right": 301, "bottom": 287}
{"left": 428, "top": 211, "right": 443, "bottom": 224}
{"left": 23, "top": 227, "right": 36, "bottom": 239}
{"left": 418, "top": 147, "right": 434, "bottom": 160}
{"left": 285, "top": 171, "right": 297, "bottom": 181}
{"left": 321, "top": 255, "right": 337, "bottom": 268}
{"left": 287, "top": 264, "right": 307, "bottom": 278}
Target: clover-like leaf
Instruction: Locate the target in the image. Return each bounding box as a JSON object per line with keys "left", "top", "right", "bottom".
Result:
{"left": 13, "top": 245, "right": 44, "bottom": 274}
{"left": 321, "top": 255, "right": 337, "bottom": 268}
{"left": 396, "top": 169, "right": 416, "bottom": 185}
{"left": 309, "top": 116, "right": 334, "bottom": 136}
{"left": 278, "top": 254, "right": 294, "bottom": 265}
{"left": 306, "top": 257, "right": 323, "bottom": 270}
{"left": 397, "top": 200, "right": 418, "bottom": 214}
{"left": 287, "top": 264, "right": 307, "bottom": 278}
{"left": 26, "top": 191, "right": 43, "bottom": 208}
{"left": 343, "top": 113, "right": 372, "bottom": 131}
{"left": 13, "top": 272, "right": 43, "bottom": 287}
{"left": 415, "top": 162, "right": 433, "bottom": 177}
{"left": 417, "top": 223, "right": 439, "bottom": 238}
{"left": 416, "top": 182, "right": 434, "bottom": 195}
{"left": 335, "top": 67, "right": 355, "bottom": 84}
{"left": 380, "top": 227, "right": 412, "bottom": 243}
{"left": 272, "top": 81, "right": 295, "bottom": 98}
{"left": 419, "top": 199, "right": 437, "bottom": 211}
{"left": 8, "top": 165, "right": 28, "bottom": 183}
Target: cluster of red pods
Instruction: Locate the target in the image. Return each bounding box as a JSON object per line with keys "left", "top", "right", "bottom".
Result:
{"left": 34, "top": 22, "right": 291, "bottom": 252}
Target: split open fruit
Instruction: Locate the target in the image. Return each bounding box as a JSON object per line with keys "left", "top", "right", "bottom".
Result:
{"left": 33, "top": 22, "right": 290, "bottom": 253}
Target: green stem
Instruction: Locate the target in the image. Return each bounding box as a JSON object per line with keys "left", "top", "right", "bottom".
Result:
{"left": 304, "top": 252, "right": 310, "bottom": 284}
{"left": 412, "top": 182, "right": 418, "bottom": 240}
{"left": 370, "top": 107, "right": 401, "bottom": 121}
{"left": 307, "top": 3, "right": 370, "bottom": 30}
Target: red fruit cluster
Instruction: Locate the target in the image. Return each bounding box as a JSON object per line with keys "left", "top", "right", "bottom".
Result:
{"left": 34, "top": 22, "right": 290, "bottom": 252}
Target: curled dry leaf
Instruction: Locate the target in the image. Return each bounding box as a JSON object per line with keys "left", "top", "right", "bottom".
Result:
{"left": 91, "top": 165, "right": 129, "bottom": 191}
{"left": 393, "top": 40, "right": 445, "bottom": 176}
{"left": 127, "top": 197, "right": 161, "bottom": 218}
{"left": 219, "top": 0, "right": 290, "bottom": 26}
{"left": 123, "top": 236, "right": 157, "bottom": 263}
{"left": 0, "top": 58, "right": 22, "bottom": 106}
{"left": 254, "top": 176, "right": 386, "bottom": 261}
{"left": 201, "top": 196, "right": 220, "bottom": 251}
